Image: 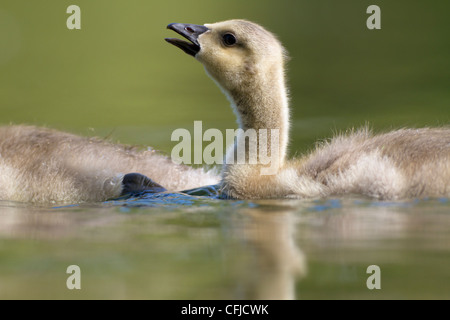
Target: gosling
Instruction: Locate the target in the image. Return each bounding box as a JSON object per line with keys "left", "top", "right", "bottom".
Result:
{"left": 0, "top": 125, "right": 219, "bottom": 204}
{"left": 166, "top": 19, "right": 450, "bottom": 200}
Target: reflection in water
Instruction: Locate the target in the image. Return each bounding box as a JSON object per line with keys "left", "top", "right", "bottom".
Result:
{"left": 118, "top": 190, "right": 307, "bottom": 299}
{"left": 227, "top": 206, "right": 306, "bottom": 299}
{"left": 0, "top": 196, "right": 449, "bottom": 299}
{"left": 298, "top": 198, "right": 450, "bottom": 245}
{"left": 112, "top": 191, "right": 308, "bottom": 299}
{"left": 0, "top": 194, "right": 307, "bottom": 299}
{"left": 0, "top": 202, "right": 125, "bottom": 238}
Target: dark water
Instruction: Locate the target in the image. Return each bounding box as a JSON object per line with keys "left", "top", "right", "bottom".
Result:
{"left": 0, "top": 0, "right": 449, "bottom": 299}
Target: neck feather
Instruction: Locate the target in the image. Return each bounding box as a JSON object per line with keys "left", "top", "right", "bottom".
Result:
{"left": 226, "top": 66, "right": 289, "bottom": 168}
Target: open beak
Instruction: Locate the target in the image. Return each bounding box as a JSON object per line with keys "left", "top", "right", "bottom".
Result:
{"left": 165, "top": 23, "right": 209, "bottom": 57}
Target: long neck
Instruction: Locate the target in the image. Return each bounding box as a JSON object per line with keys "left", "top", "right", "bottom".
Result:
{"left": 226, "top": 65, "right": 289, "bottom": 169}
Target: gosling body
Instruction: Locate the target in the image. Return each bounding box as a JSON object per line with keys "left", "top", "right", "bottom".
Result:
{"left": 166, "top": 19, "right": 450, "bottom": 200}
{"left": 0, "top": 125, "right": 218, "bottom": 203}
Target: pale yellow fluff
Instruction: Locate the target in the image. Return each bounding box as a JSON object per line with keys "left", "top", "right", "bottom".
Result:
{"left": 0, "top": 125, "right": 219, "bottom": 204}
{"left": 194, "top": 20, "right": 450, "bottom": 200}
{"left": 1, "top": 19, "right": 449, "bottom": 204}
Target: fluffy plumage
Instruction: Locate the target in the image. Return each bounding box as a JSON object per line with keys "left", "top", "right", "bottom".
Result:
{"left": 0, "top": 126, "right": 218, "bottom": 203}
{"left": 190, "top": 20, "right": 450, "bottom": 200}
{"left": 1, "top": 19, "right": 449, "bottom": 204}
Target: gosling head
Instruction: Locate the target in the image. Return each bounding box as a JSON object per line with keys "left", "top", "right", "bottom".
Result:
{"left": 165, "top": 19, "right": 287, "bottom": 93}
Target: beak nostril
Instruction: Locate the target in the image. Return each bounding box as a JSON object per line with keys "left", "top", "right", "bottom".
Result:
{"left": 167, "top": 23, "right": 209, "bottom": 56}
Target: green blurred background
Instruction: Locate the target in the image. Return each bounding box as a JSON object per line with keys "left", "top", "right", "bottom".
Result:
{"left": 1, "top": 1, "right": 450, "bottom": 300}
{"left": 1, "top": 0, "right": 449, "bottom": 156}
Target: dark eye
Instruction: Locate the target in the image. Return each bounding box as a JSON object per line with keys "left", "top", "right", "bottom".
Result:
{"left": 222, "top": 33, "right": 237, "bottom": 46}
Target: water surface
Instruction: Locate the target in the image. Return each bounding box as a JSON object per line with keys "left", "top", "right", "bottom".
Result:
{"left": 0, "top": 194, "right": 449, "bottom": 299}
